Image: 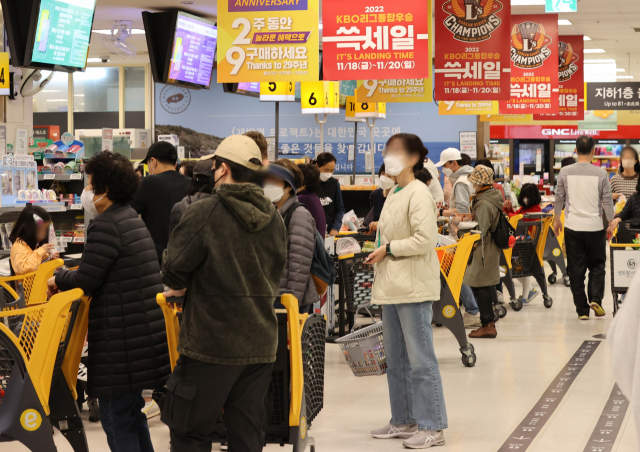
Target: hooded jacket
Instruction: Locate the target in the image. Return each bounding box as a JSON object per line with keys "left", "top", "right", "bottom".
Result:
{"left": 162, "top": 183, "right": 287, "bottom": 365}
{"left": 449, "top": 165, "right": 474, "bottom": 214}
{"left": 463, "top": 187, "right": 504, "bottom": 288}
{"left": 424, "top": 158, "right": 445, "bottom": 204}
{"left": 168, "top": 192, "right": 210, "bottom": 235}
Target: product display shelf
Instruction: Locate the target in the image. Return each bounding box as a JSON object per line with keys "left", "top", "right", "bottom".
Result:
{"left": 37, "top": 174, "right": 84, "bottom": 182}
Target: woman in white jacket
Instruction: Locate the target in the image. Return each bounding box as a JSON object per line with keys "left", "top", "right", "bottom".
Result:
{"left": 367, "top": 133, "right": 447, "bottom": 449}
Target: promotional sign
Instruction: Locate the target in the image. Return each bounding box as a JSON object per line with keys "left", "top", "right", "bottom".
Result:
{"left": 0, "top": 53, "right": 8, "bottom": 96}
{"left": 259, "top": 81, "right": 295, "bottom": 101}
{"left": 439, "top": 100, "right": 498, "bottom": 115}
{"left": 546, "top": 0, "right": 577, "bottom": 13}
{"left": 216, "top": 0, "right": 320, "bottom": 82}
{"left": 168, "top": 12, "right": 217, "bottom": 89}
{"left": 300, "top": 81, "right": 339, "bottom": 114}
{"left": 612, "top": 250, "right": 640, "bottom": 288}
{"left": 534, "top": 35, "right": 584, "bottom": 121}
{"left": 322, "top": 0, "right": 432, "bottom": 81}
{"left": 499, "top": 14, "right": 559, "bottom": 114}
{"left": 355, "top": 79, "right": 431, "bottom": 103}
{"left": 102, "top": 128, "right": 113, "bottom": 152}
{"left": 15, "top": 128, "right": 29, "bottom": 155}
{"left": 345, "top": 96, "right": 365, "bottom": 122}
{"left": 31, "top": 0, "right": 96, "bottom": 68}
{"left": 480, "top": 113, "right": 531, "bottom": 121}
{"left": 586, "top": 82, "right": 640, "bottom": 110}
{"left": 434, "top": 0, "right": 511, "bottom": 101}
{"left": 459, "top": 131, "right": 477, "bottom": 159}
{"left": 578, "top": 110, "right": 618, "bottom": 131}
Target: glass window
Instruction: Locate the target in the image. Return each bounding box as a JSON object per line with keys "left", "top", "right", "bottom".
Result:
{"left": 33, "top": 72, "right": 69, "bottom": 113}
{"left": 73, "top": 67, "right": 119, "bottom": 112}
{"left": 125, "top": 67, "right": 145, "bottom": 112}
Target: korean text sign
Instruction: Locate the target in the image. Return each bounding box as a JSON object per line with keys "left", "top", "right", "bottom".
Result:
{"left": 434, "top": 0, "right": 511, "bottom": 101}
{"left": 355, "top": 79, "right": 431, "bottom": 102}
{"left": 586, "top": 82, "right": 640, "bottom": 110}
{"left": 534, "top": 35, "right": 584, "bottom": 120}
{"left": 322, "top": 0, "right": 431, "bottom": 81}
{"left": 499, "top": 14, "right": 559, "bottom": 114}
{"left": 217, "top": 0, "right": 320, "bottom": 82}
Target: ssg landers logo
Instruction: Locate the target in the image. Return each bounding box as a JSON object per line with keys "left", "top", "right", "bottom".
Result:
{"left": 510, "top": 22, "right": 553, "bottom": 69}
{"left": 559, "top": 41, "right": 579, "bottom": 82}
{"left": 442, "top": 0, "right": 504, "bottom": 43}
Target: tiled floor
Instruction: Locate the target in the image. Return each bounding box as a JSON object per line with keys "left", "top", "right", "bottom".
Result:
{"left": 26, "top": 263, "right": 640, "bottom": 452}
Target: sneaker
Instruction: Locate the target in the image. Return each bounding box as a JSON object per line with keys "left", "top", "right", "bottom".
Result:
{"left": 590, "top": 302, "right": 605, "bottom": 317}
{"left": 496, "top": 290, "right": 504, "bottom": 304}
{"left": 520, "top": 296, "right": 530, "bottom": 305}
{"left": 526, "top": 288, "right": 540, "bottom": 303}
{"left": 402, "top": 430, "right": 445, "bottom": 449}
{"left": 463, "top": 312, "right": 482, "bottom": 329}
{"left": 579, "top": 315, "right": 589, "bottom": 321}
{"left": 143, "top": 400, "right": 161, "bottom": 419}
{"left": 469, "top": 322, "right": 497, "bottom": 339}
{"left": 371, "top": 423, "right": 418, "bottom": 439}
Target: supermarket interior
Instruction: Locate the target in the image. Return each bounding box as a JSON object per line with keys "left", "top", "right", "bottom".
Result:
{"left": 3, "top": 0, "right": 640, "bottom": 452}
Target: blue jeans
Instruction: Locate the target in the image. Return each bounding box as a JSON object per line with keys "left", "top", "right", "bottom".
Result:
{"left": 383, "top": 302, "right": 448, "bottom": 431}
{"left": 99, "top": 391, "right": 154, "bottom": 452}
{"left": 460, "top": 284, "right": 479, "bottom": 315}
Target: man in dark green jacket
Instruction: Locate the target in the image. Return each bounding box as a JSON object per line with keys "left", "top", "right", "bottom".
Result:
{"left": 161, "top": 135, "right": 287, "bottom": 452}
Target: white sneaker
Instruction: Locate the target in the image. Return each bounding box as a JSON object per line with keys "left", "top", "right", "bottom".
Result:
{"left": 402, "top": 430, "right": 445, "bottom": 449}
{"left": 371, "top": 423, "right": 418, "bottom": 439}
{"left": 496, "top": 290, "right": 504, "bottom": 304}
{"left": 143, "top": 400, "right": 161, "bottom": 419}
{"left": 463, "top": 312, "right": 481, "bottom": 329}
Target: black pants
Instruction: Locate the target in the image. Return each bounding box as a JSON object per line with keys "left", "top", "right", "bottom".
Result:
{"left": 564, "top": 228, "right": 607, "bottom": 316}
{"left": 470, "top": 286, "right": 498, "bottom": 326}
{"left": 162, "top": 356, "right": 273, "bottom": 452}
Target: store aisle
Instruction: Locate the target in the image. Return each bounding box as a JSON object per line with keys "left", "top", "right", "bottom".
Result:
{"left": 42, "top": 263, "right": 637, "bottom": 452}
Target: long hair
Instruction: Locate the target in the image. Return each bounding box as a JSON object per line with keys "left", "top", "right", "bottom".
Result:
{"left": 619, "top": 146, "right": 640, "bottom": 175}
{"left": 9, "top": 205, "right": 51, "bottom": 250}
{"left": 385, "top": 133, "right": 428, "bottom": 172}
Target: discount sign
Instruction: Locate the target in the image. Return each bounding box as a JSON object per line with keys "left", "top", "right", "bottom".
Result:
{"left": 321, "top": 0, "right": 432, "bottom": 81}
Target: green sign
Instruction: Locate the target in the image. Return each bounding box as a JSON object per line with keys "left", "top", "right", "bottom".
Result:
{"left": 31, "top": 0, "right": 96, "bottom": 68}
{"left": 546, "top": 0, "right": 577, "bottom": 12}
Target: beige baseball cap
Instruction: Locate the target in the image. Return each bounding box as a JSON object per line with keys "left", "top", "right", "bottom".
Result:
{"left": 201, "top": 135, "right": 263, "bottom": 171}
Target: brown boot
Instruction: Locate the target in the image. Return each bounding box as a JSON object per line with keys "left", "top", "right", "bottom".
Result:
{"left": 469, "top": 322, "right": 497, "bottom": 338}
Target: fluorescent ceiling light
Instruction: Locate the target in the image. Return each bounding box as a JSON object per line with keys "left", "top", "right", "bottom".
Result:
{"left": 87, "top": 58, "right": 105, "bottom": 63}
{"left": 46, "top": 99, "right": 68, "bottom": 102}
{"left": 617, "top": 76, "right": 634, "bottom": 79}
{"left": 74, "top": 94, "right": 85, "bottom": 97}
{"left": 584, "top": 49, "right": 606, "bottom": 53}
{"left": 511, "top": 0, "right": 544, "bottom": 4}
{"left": 584, "top": 59, "right": 616, "bottom": 63}
{"left": 558, "top": 19, "right": 572, "bottom": 25}
{"left": 92, "top": 29, "right": 145, "bottom": 35}
{"left": 583, "top": 36, "right": 591, "bottom": 41}
{"left": 41, "top": 90, "right": 60, "bottom": 93}
{"left": 617, "top": 68, "right": 626, "bottom": 72}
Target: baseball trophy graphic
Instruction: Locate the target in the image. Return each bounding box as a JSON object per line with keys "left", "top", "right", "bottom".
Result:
{"left": 518, "top": 22, "right": 539, "bottom": 52}
{"left": 559, "top": 41, "right": 568, "bottom": 66}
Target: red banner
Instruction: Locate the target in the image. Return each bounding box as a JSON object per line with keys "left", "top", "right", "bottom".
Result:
{"left": 434, "top": 0, "right": 511, "bottom": 101}
{"left": 533, "top": 35, "right": 584, "bottom": 121}
{"left": 321, "top": 0, "right": 431, "bottom": 81}
{"left": 499, "top": 14, "right": 559, "bottom": 114}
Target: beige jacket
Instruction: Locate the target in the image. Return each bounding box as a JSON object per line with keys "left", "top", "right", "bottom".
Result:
{"left": 372, "top": 180, "right": 441, "bottom": 305}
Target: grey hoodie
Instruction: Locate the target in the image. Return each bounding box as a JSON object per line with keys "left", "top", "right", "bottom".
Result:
{"left": 449, "top": 165, "right": 474, "bottom": 214}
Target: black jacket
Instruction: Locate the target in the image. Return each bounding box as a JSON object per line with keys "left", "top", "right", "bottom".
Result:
{"left": 168, "top": 192, "right": 210, "bottom": 235}
{"left": 56, "top": 203, "right": 170, "bottom": 399}
{"left": 616, "top": 192, "right": 640, "bottom": 222}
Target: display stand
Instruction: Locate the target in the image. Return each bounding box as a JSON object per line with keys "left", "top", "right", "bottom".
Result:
{"left": 315, "top": 113, "right": 328, "bottom": 154}
{"left": 260, "top": 82, "right": 295, "bottom": 161}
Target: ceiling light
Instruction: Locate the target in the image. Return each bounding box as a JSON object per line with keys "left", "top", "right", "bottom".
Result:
{"left": 41, "top": 90, "right": 60, "bottom": 93}
{"left": 74, "top": 94, "right": 85, "bottom": 97}
{"left": 584, "top": 36, "right": 591, "bottom": 41}
{"left": 617, "top": 68, "right": 626, "bottom": 72}
{"left": 46, "top": 99, "right": 68, "bottom": 102}
{"left": 584, "top": 59, "right": 616, "bottom": 63}
{"left": 584, "top": 49, "right": 606, "bottom": 53}
{"left": 92, "top": 29, "right": 145, "bottom": 35}
{"left": 558, "top": 19, "right": 572, "bottom": 25}
{"left": 510, "top": 0, "right": 544, "bottom": 4}
{"left": 617, "top": 76, "right": 634, "bottom": 79}
{"left": 87, "top": 57, "right": 106, "bottom": 63}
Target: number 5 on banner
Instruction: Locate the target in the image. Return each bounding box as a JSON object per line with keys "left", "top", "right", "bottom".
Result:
{"left": 260, "top": 82, "right": 295, "bottom": 102}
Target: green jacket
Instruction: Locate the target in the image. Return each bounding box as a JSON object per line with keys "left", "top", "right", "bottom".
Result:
{"left": 162, "top": 183, "right": 287, "bottom": 365}
{"left": 463, "top": 187, "right": 504, "bottom": 288}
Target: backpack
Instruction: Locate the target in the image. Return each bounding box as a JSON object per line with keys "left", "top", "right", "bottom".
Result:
{"left": 491, "top": 206, "right": 517, "bottom": 250}
{"left": 283, "top": 202, "right": 336, "bottom": 295}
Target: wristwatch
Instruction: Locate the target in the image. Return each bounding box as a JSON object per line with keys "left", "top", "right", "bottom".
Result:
{"left": 386, "top": 243, "right": 391, "bottom": 255}
{"left": 439, "top": 208, "right": 444, "bottom": 217}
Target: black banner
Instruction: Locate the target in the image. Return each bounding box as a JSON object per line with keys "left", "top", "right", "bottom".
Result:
{"left": 587, "top": 82, "right": 640, "bottom": 110}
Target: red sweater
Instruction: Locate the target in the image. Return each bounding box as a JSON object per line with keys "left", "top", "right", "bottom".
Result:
{"left": 509, "top": 204, "right": 542, "bottom": 221}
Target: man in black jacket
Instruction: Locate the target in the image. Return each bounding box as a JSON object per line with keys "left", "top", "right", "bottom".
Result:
{"left": 161, "top": 135, "right": 287, "bottom": 452}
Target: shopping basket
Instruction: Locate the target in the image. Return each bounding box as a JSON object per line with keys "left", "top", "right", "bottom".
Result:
{"left": 609, "top": 220, "right": 640, "bottom": 316}
{"left": 544, "top": 211, "right": 570, "bottom": 287}
{"left": 335, "top": 320, "right": 386, "bottom": 376}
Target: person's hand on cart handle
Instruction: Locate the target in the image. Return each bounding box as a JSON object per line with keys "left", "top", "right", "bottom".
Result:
{"left": 607, "top": 219, "right": 620, "bottom": 241}
{"left": 367, "top": 221, "right": 379, "bottom": 235}
{"left": 163, "top": 288, "right": 187, "bottom": 309}
{"left": 47, "top": 276, "right": 60, "bottom": 298}
{"left": 553, "top": 217, "right": 563, "bottom": 238}
{"left": 329, "top": 229, "right": 339, "bottom": 237}
{"left": 365, "top": 246, "right": 387, "bottom": 265}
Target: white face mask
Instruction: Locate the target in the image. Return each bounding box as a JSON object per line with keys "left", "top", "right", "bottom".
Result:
{"left": 81, "top": 189, "right": 105, "bottom": 215}
{"left": 383, "top": 155, "right": 405, "bottom": 176}
{"left": 379, "top": 175, "right": 396, "bottom": 190}
{"left": 442, "top": 167, "right": 453, "bottom": 177}
{"left": 320, "top": 172, "right": 333, "bottom": 182}
{"left": 622, "top": 159, "right": 636, "bottom": 169}
{"left": 263, "top": 184, "right": 285, "bottom": 203}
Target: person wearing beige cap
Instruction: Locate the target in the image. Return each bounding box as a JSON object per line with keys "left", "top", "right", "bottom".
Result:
{"left": 160, "top": 134, "right": 287, "bottom": 452}
{"left": 464, "top": 164, "right": 504, "bottom": 339}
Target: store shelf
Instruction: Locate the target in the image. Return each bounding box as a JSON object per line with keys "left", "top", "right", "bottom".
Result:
{"left": 0, "top": 204, "right": 82, "bottom": 215}
{"left": 38, "top": 174, "right": 83, "bottom": 181}
{"left": 593, "top": 156, "right": 619, "bottom": 159}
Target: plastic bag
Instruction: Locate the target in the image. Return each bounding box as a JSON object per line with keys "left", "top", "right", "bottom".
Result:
{"left": 336, "top": 237, "right": 361, "bottom": 256}
{"left": 340, "top": 209, "right": 359, "bottom": 232}
{"left": 615, "top": 195, "right": 627, "bottom": 214}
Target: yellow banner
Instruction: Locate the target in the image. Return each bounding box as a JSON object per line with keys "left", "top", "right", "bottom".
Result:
{"left": 438, "top": 101, "right": 499, "bottom": 116}
{"left": 217, "top": 0, "right": 320, "bottom": 83}
{"left": 480, "top": 114, "right": 533, "bottom": 122}
{"left": 355, "top": 79, "right": 432, "bottom": 103}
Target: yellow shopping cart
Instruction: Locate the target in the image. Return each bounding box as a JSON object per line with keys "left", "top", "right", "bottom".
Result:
{"left": 544, "top": 211, "right": 570, "bottom": 287}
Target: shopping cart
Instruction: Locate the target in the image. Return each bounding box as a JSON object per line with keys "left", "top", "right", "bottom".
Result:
{"left": 157, "top": 293, "right": 325, "bottom": 451}
{"left": 609, "top": 220, "right": 640, "bottom": 316}
{"left": 0, "top": 288, "right": 89, "bottom": 452}
{"left": 500, "top": 215, "right": 522, "bottom": 313}
{"left": 544, "top": 211, "right": 570, "bottom": 287}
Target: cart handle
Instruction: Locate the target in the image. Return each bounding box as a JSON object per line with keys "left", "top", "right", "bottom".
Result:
{"left": 350, "top": 303, "right": 378, "bottom": 333}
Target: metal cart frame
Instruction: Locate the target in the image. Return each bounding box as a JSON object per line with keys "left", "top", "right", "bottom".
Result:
{"left": 544, "top": 211, "right": 570, "bottom": 287}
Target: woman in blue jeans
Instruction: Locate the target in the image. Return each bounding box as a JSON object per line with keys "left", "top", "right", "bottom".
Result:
{"left": 366, "top": 133, "right": 447, "bottom": 449}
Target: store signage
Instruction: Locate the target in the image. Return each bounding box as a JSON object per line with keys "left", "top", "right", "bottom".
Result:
{"left": 499, "top": 14, "right": 559, "bottom": 114}
{"left": 260, "top": 81, "right": 295, "bottom": 101}
{"left": 344, "top": 96, "right": 365, "bottom": 122}
{"left": 102, "top": 128, "right": 113, "bottom": 153}
{"left": 534, "top": 35, "right": 584, "bottom": 121}
{"left": 480, "top": 113, "right": 532, "bottom": 122}
{"left": 490, "top": 124, "right": 640, "bottom": 140}
{"left": 355, "top": 79, "right": 431, "bottom": 103}
{"left": 459, "top": 131, "right": 477, "bottom": 159}
{"left": 159, "top": 86, "right": 191, "bottom": 114}
{"left": 586, "top": 82, "right": 640, "bottom": 110}
{"left": 439, "top": 100, "right": 499, "bottom": 115}
{"left": 168, "top": 13, "right": 217, "bottom": 89}
{"left": 322, "top": 0, "right": 432, "bottom": 81}
{"left": 434, "top": 0, "right": 511, "bottom": 101}
{"left": 545, "top": 0, "right": 577, "bottom": 13}
{"left": 578, "top": 110, "right": 618, "bottom": 131}
{"left": 300, "top": 81, "right": 339, "bottom": 114}
{"left": 0, "top": 53, "right": 8, "bottom": 96}
{"left": 217, "top": 0, "right": 319, "bottom": 82}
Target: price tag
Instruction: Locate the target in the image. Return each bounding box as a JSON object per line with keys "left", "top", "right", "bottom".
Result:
{"left": 72, "top": 237, "right": 85, "bottom": 244}
{"left": 43, "top": 174, "right": 55, "bottom": 180}
{"left": 70, "top": 173, "right": 82, "bottom": 180}
{"left": 363, "top": 177, "right": 374, "bottom": 185}
{"left": 62, "top": 237, "right": 73, "bottom": 243}
{"left": 71, "top": 204, "right": 83, "bottom": 210}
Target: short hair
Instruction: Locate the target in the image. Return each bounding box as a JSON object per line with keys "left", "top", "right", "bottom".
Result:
{"left": 386, "top": 133, "right": 428, "bottom": 172}
{"left": 518, "top": 183, "right": 542, "bottom": 208}
{"left": 298, "top": 163, "right": 321, "bottom": 192}
{"left": 179, "top": 161, "right": 196, "bottom": 179}
{"left": 460, "top": 153, "right": 472, "bottom": 166}
{"left": 153, "top": 157, "right": 177, "bottom": 167}
{"left": 619, "top": 146, "right": 640, "bottom": 174}
{"left": 415, "top": 168, "right": 432, "bottom": 185}
{"left": 244, "top": 131, "right": 269, "bottom": 161}
{"left": 135, "top": 166, "right": 144, "bottom": 175}
{"left": 273, "top": 159, "right": 304, "bottom": 191}
{"left": 378, "top": 163, "right": 386, "bottom": 177}
{"left": 313, "top": 152, "right": 337, "bottom": 169}
{"left": 213, "top": 156, "right": 256, "bottom": 183}
{"left": 561, "top": 157, "right": 576, "bottom": 168}
{"left": 85, "top": 151, "right": 139, "bottom": 204}
{"left": 576, "top": 135, "right": 595, "bottom": 155}
{"left": 474, "top": 158, "right": 496, "bottom": 174}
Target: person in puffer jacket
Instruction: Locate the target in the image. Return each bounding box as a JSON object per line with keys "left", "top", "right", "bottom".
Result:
{"left": 263, "top": 160, "right": 318, "bottom": 314}
{"left": 366, "top": 133, "right": 448, "bottom": 449}
{"left": 609, "top": 177, "right": 640, "bottom": 236}
{"left": 169, "top": 159, "right": 214, "bottom": 234}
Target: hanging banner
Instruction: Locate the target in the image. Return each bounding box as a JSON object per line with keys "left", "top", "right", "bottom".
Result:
{"left": 586, "top": 82, "right": 640, "bottom": 110}
{"left": 355, "top": 79, "right": 431, "bottom": 103}
{"left": 216, "top": 0, "right": 320, "bottom": 82}
{"left": 499, "top": 14, "right": 559, "bottom": 115}
{"left": 434, "top": 0, "right": 511, "bottom": 101}
{"left": 321, "top": 0, "right": 431, "bottom": 81}
{"left": 534, "top": 35, "right": 584, "bottom": 121}
{"left": 480, "top": 113, "right": 532, "bottom": 122}
{"left": 439, "top": 100, "right": 499, "bottom": 115}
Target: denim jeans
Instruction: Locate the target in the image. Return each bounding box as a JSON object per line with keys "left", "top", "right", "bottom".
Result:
{"left": 383, "top": 302, "right": 448, "bottom": 431}
{"left": 460, "top": 284, "right": 479, "bottom": 315}
{"left": 98, "top": 391, "right": 154, "bottom": 452}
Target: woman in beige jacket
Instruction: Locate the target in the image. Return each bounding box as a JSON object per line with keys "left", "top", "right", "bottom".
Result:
{"left": 367, "top": 134, "right": 447, "bottom": 449}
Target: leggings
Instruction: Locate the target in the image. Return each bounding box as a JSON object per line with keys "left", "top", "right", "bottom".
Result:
{"left": 470, "top": 286, "right": 498, "bottom": 326}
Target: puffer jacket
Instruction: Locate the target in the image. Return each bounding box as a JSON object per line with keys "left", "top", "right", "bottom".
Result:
{"left": 616, "top": 191, "right": 640, "bottom": 221}
{"left": 55, "top": 203, "right": 170, "bottom": 398}
{"left": 169, "top": 192, "right": 210, "bottom": 234}
{"left": 279, "top": 196, "right": 318, "bottom": 308}
{"left": 372, "top": 180, "right": 440, "bottom": 305}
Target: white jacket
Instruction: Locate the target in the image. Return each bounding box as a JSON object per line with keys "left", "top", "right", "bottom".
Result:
{"left": 372, "top": 180, "right": 441, "bottom": 305}
{"left": 424, "top": 159, "right": 445, "bottom": 204}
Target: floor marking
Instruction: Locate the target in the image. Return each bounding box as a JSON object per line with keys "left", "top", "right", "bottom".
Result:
{"left": 582, "top": 384, "right": 629, "bottom": 452}
{"left": 497, "top": 340, "right": 601, "bottom": 452}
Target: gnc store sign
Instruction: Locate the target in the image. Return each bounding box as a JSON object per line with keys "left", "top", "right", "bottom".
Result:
{"left": 491, "top": 125, "right": 640, "bottom": 140}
